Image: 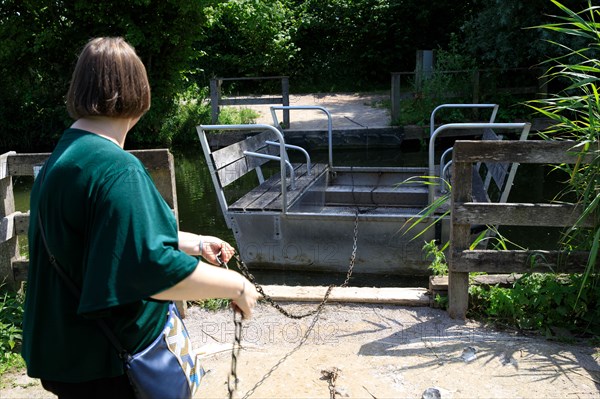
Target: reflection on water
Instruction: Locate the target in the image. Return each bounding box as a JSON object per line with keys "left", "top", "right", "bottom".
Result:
{"left": 12, "top": 146, "right": 570, "bottom": 288}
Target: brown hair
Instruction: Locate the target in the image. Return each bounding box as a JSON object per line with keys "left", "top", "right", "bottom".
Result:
{"left": 66, "top": 37, "right": 151, "bottom": 120}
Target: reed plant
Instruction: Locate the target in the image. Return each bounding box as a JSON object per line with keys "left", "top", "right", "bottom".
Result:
{"left": 528, "top": 0, "right": 600, "bottom": 290}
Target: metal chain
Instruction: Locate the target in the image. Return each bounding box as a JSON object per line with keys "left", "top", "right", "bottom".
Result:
{"left": 240, "top": 304, "right": 325, "bottom": 399}
{"left": 226, "top": 208, "right": 359, "bottom": 398}
{"left": 233, "top": 208, "right": 359, "bottom": 320}
{"left": 227, "top": 310, "right": 243, "bottom": 399}
{"left": 321, "top": 367, "right": 340, "bottom": 399}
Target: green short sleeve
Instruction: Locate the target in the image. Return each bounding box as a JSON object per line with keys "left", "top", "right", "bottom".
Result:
{"left": 78, "top": 161, "right": 197, "bottom": 314}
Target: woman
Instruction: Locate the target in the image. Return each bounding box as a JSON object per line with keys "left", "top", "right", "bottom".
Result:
{"left": 21, "top": 37, "right": 259, "bottom": 398}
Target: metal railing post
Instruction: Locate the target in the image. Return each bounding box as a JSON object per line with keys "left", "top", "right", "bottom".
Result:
{"left": 271, "top": 105, "right": 334, "bottom": 169}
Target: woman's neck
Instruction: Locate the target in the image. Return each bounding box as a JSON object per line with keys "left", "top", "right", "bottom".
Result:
{"left": 71, "top": 116, "right": 135, "bottom": 148}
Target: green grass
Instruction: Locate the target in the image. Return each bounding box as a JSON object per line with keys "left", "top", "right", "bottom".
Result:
{"left": 0, "top": 289, "right": 25, "bottom": 376}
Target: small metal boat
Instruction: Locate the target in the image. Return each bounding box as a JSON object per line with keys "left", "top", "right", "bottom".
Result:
{"left": 197, "top": 104, "right": 530, "bottom": 275}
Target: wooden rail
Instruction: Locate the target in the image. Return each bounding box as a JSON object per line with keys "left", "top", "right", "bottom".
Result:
{"left": 0, "top": 149, "right": 184, "bottom": 311}
{"left": 448, "top": 140, "right": 598, "bottom": 318}
{"left": 210, "top": 76, "right": 290, "bottom": 127}
{"left": 390, "top": 67, "right": 548, "bottom": 122}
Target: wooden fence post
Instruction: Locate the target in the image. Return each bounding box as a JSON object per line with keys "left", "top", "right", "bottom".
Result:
{"left": 391, "top": 73, "right": 401, "bottom": 122}
{"left": 281, "top": 77, "right": 290, "bottom": 129}
{"left": 0, "top": 151, "right": 17, "bottom": 290}
{"left": 210, "top": 78, "right": 221, "bottom": 124}
{"left": 448, "top": 160, "right": 472, "bottom": 319}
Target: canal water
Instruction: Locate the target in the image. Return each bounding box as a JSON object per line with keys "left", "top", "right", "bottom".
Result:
{"left": 12, "top": 144, "right": 568, "bottom": 288}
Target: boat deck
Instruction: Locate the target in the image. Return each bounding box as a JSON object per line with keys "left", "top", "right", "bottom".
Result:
{"left": 229, "top": 163, "right": 328, "bottom": 211}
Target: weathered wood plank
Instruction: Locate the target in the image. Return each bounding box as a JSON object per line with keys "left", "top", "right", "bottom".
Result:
{"left": 454, "top": 202, "right": 596, "bottom": 227}
{"left": 129, "top": 149, "right": 173, "bottom": 170}
{"left": 212, "top": 130, "right": 278, "bottom": 169}
{"left": 0, "top": 214, "right": 15, "bottom": 243}
{"left": 229, "top": 180, "right": 279, "bottom": 211}
{"left": 217, "top": 158, "right": 253, "bottom": 188}
{"left": 6, "top": 150, "right": 172, "bottom": 176}
{"left": 430, "top": 274, "right": 523, "bottom": 291}
{"left": 261, "top": 285, "right": 429, "bottom": 305}
{"left": 0, "top": 237, "right": 18, "bottom": 289}
{"left": 218, "top": 76, "right": 288, "bottom": 81}
{"left": 450, "top": 249, "right": 590, "bottom": 273}
{"left": 5, "top": 148, "right": 170, "bottom": 176}
{"left": 0, "top": 212, "right": 28, "bottom": 244}
{"left": 251, "top": 165, "right": 314, "bottom": 210}
{"left": 1, "top": 175, "right": 15, "bottom": 220}
{"left": 220, "top": 97, "right": 283, "bottom": 106}
{"left": 143, "top": 151, "right": 177, "bottom": 212}
{"left": 216, "top": 145, "right": 280, "bottom": 187}
{"left": 448, "top": 161, "right": 472, "bottom": 319}
{"left": 15, "top": 211, "right": 29, "bottom": 236}
{"left": 0, "top": 152, "right": 15, "bottom": 179}
{"left": 453, "top": 140, "right": 596, "bottom": 164}
{"left": 229, "top": 163, "right": 328, "bottom": 211}
{"left": 229, "top": 163, "right": 307, "bottom": 210}
{"left": 261, "top": 164, "right": 327, "bottom": 211}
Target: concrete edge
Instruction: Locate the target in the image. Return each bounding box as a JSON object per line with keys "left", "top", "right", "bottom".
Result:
{"left": 260, "top": 285, "right": 430, "bottom": 306}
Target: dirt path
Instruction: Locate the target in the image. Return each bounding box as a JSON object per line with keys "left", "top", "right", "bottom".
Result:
{"left": 4, "top": 302, "right": 599, "bottom": 399}
{"left": 231, "top": 92, "right": 391, "bottom": 129}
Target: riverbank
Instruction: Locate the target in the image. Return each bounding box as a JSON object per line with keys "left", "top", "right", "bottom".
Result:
{"left": 4, "top": 301, "right": 599, "bottom": 398}
{"left": 206, "top": 92, "right": 552, "bottom": 150}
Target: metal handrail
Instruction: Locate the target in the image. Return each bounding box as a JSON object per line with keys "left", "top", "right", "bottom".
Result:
{"left": 198, "top": 124, "right": 291, "bottom": 213}
{"left": 430, "top": 103, "right": 499, "bottom": 137}
{"left": 439, "top": 147, "right": 453, "bottom": 194}
{"left": 428, "top": 122, "right": 531, "bottom": 204}
{"left": 270, "top": 105, "right": 334, "bottom": 169}
{"left": 265, "top": 141, "right": 312, "bottom": 174}
{"left": 243, "top": 151, "right": 296, "bottom": 189}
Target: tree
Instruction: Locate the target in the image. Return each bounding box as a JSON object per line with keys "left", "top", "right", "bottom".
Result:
{"left": 0, "top": 0, "right": 206, "bottom": 149}
{"left": 292, "top": 0, "right": 475, "bottom": 90}
{"left": 460, "top": 0, "right": 586, "bottom": 69}
{"left": 193, "top": 0, "right": 298, "bottom": 96}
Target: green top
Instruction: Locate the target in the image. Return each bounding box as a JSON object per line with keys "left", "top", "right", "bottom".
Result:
{"left": 22, "top": 129, "right": 198, "bottom": 382}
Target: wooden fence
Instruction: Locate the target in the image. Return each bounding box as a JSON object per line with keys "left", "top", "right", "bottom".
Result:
{"left": 0, "top": 149, "right": 184, "bottom": 311}
{"left": 210, "top": 76, "right": 290, "bottom": 127}
{"left": 390, "top": 68, "right": 548, "bottom": 122}
{"left": 448, "top": 140, "right": 597, "bottom": 318}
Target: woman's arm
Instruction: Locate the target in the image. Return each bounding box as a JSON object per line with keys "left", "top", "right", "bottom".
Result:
{"left": 151, "top": 260, "right": 259, "bottom": 318}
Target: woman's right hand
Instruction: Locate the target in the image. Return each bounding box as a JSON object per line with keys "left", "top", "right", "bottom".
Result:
{"left": 231, "top": 277, "right": 259, "bottom": 319}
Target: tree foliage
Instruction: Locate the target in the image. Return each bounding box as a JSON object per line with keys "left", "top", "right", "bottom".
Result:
{"left": 197, "top": 0, "right": 298, "bottom": 83}
{"left": 291, "top": 0, "right": 475, "bottom": 90}
{"left": 459, "top": 0, "right": 587, "bottom": 69}
{"left": 1, "top": 0, "right": 592, "bottom": 149}
{"left": 0, "top": 0, "right": 205, "bottom": 149}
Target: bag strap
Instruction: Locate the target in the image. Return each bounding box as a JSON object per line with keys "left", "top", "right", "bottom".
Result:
{"left": 36, "top": 164, "right": 130, "bottom": 360}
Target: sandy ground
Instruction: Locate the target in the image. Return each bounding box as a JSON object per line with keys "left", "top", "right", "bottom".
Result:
{"left": 4, "top": 301, "right": 599, "bottom": 399}
{"left": 227, "top": 92, "right": 391, "bottom": 129}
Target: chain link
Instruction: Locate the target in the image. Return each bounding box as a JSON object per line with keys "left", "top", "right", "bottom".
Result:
{"left": 226, "top": 208, "right": 360, "bottom": 398}
{"left": 227, "top": 310, "right": 243, "bottom": 399}
{"left": 321, "top": 367, "right": 340, "bottom": 399}
{"left": 233, "top": 209, "right": 359, "bottom": 320}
